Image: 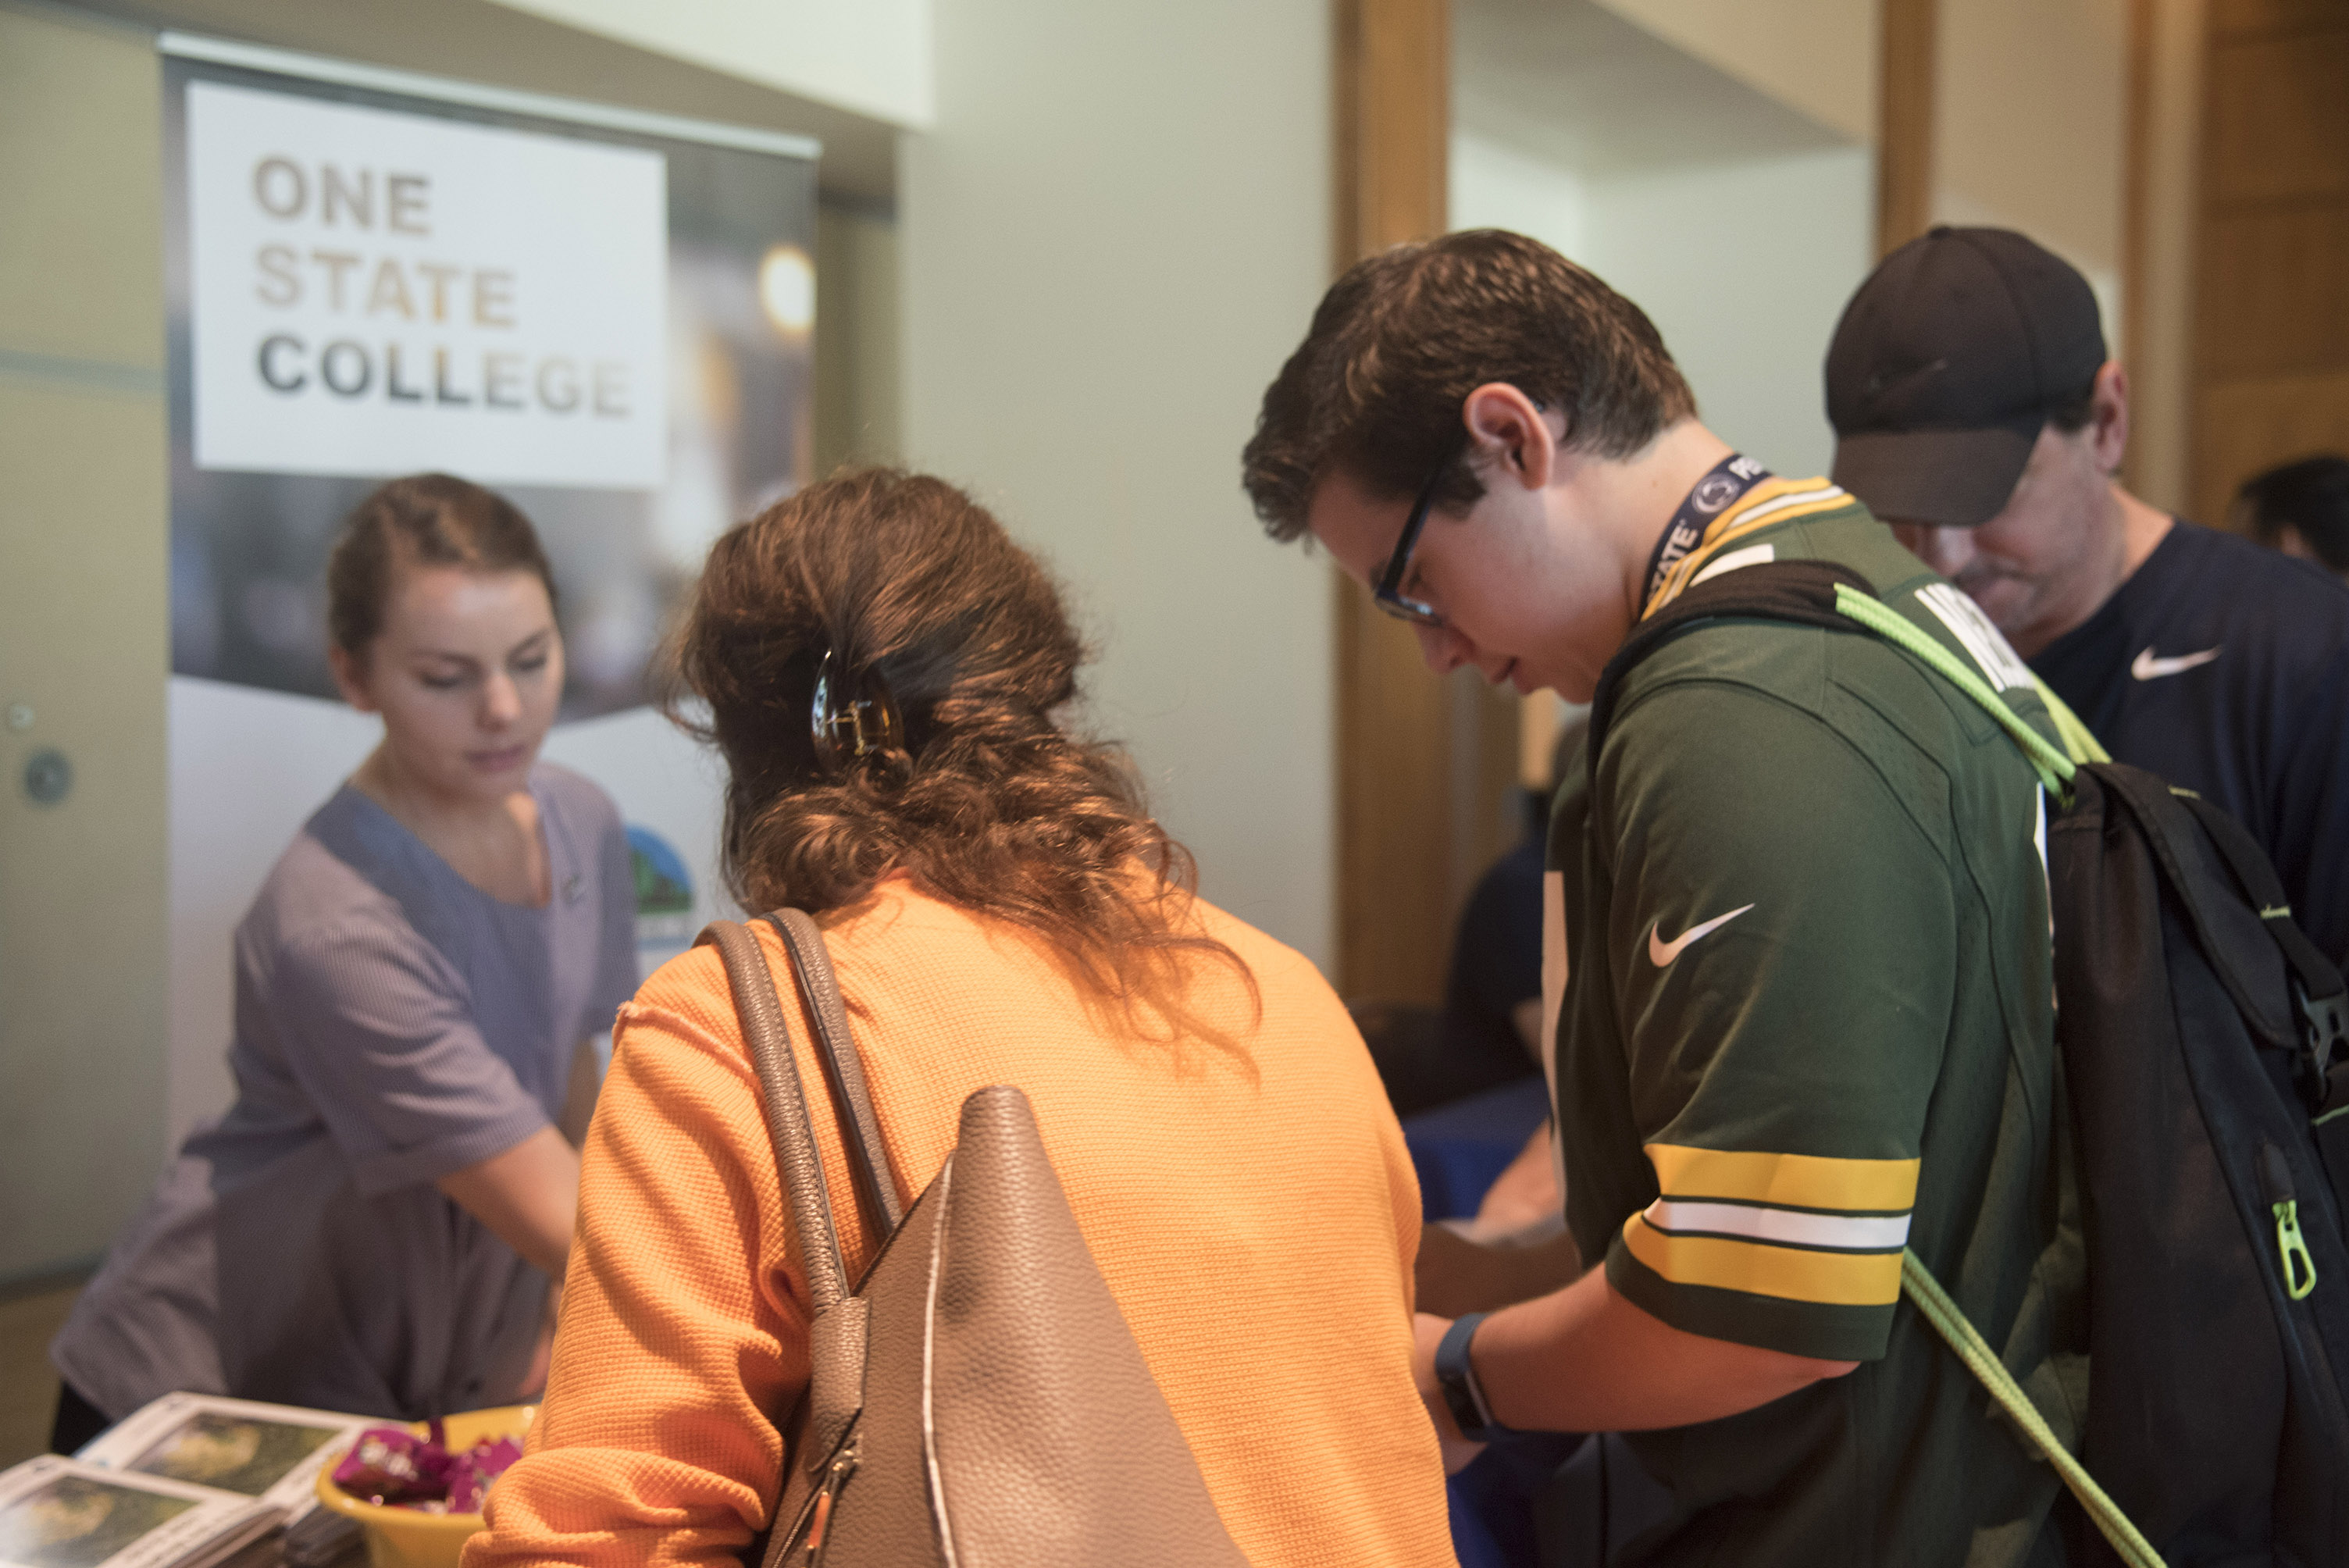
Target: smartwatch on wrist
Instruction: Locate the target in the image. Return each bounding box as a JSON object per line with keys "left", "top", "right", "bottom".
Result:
{"left": 1434, "top": 1311, "right": 1508, "bottom": 1443}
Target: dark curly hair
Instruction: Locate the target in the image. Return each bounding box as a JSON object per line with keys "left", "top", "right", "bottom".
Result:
{"left": 2239, "top": 454, "right": 2349, "bottom": 574}
{"left": 1242, "top": 228, "right": 1696, "bottom": 540}
{"left": 668, "top": 469, "right": 1254, "bottom": 1040}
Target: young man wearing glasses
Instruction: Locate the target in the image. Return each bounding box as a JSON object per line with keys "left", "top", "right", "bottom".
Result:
{"left": 1244, "top": 230, "right": 2082, "bottom": 1566}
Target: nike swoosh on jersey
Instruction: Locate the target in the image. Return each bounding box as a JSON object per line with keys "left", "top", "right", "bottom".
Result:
{"left": 1648, "top": 904, "right": 1755, "bottom": 967}
{"left": 2131, "top": 645, "right": 2222, "bottom": 680}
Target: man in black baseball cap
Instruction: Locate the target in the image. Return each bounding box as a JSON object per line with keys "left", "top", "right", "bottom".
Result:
{"left": 1827, "top": 225, "right": 2349, "bottom": 966}
{"left": 1829, "top": 226, "right": 2109, "bottom": 539}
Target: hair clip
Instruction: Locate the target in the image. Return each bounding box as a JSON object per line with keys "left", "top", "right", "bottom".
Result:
{"left": 810, "top": 650, "right": 904, "bottom": 775}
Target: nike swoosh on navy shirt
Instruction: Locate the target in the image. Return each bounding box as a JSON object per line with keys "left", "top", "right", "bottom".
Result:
{"left": 2131, "top": 645, "right": 2222, "bottom": 680}
{"left": 1649, "top": 904, "right": 1754, "bottom": 967}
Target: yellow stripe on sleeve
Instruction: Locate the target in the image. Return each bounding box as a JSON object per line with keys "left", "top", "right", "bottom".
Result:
{"left": 1621, "top": 1214, "right": 1905, "bottom": 1306}
{"left": 1645, "top": 1143, "right": 1920, "bottom": 1214}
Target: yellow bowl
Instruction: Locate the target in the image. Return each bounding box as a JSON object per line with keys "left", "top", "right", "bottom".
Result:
{"left": 312, "top": 1406, "right": 536, "bottom": 1568}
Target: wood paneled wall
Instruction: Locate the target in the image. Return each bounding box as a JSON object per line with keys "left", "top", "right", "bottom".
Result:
{"left": 2193, "top": 0, "right": 2349, "bottom": 525}
{"left": 1329, "top": 0, "right": 1520, "bottom": 1003}
{"left": 1877, "top": 0, "right": 1939, "bottom": 258}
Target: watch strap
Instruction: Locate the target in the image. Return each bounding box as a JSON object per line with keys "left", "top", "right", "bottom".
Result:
{"left": 1435, "top": 1310, "right": 1506, "bottom": 1442}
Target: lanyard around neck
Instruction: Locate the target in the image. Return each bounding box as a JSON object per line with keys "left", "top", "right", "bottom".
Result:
{"left": 1640, "top": 453, "right": 1773, "bottom": 611}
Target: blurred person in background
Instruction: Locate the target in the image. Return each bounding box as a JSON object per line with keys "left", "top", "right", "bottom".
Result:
{"left": 2237, "top": 454, "right": 2349, "bottom": 583}
{"left": 50, "top": 474, "right": 636, "bottom": 1445}
{"left": 1828, "top": 227, "right": 2349, "bottom": 965}
{"left": 1354, "top": 722, "right": 1577, "bottom": 1122}
{"left": 1382, "top": 716, "right": 1592, "bottom": 1254}
{"left": 469, "top": 469, "right": 1454, "bottom": 1568}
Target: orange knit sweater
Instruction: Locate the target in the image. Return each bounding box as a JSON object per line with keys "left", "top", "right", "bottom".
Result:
{"left": 466, "top": 879, "right": 1455, "bottom": 1568}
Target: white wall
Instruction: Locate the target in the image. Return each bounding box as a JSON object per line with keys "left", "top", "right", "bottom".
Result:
{"left": 483, "top": 0, "right": 933, "bottom": 127}
{"left": 1592, "top": 0, "right": 1877, "bottom": 145}
{"left": 1451, "top": 132, "right": 1587, "bottom": 261}
{"left": 1480, "top": 0, "right": 2123, "bottom": 478}
{"left": 1450, "top": 134, "right": 1874, "bottom": 482}
{"left": 1935, "top": 0, "right": 2126, "bottom": 283}
{"left": 1583, "top": 148, "right": 1874, "bottom": 479}
{"left": 1930, "top": 0, "right": 2129, "bottom": 364}
{"left": 1, "top": 3, "right": 171, "bottom": 1282}
{"left": 813, "top": 201, "right": 902, "bottom": 472}
{"left": 899, "top": 0, "right": 1335, "bottom": 970}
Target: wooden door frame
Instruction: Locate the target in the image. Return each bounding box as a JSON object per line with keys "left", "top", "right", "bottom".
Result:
{"left": 1876, "top": 0, "right": 1937, "bottom": 259}
{"left": 1329, "top": 0, "right": 1517, "bottom": 1004}
{"left": 2123, "top": 0, "right": 2205, "bottom": 518}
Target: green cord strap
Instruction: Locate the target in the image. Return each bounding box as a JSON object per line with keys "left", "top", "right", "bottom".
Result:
{"left": 2031, "top": 674, "right": 2112, "bottom": 765}
{"left": 1827, "top": 587, "right": 2149, "bottom": 1550}
{"left": 1830, "top": 584, "right": 2153, "bottom": 1556}
{"left": 1901, "top": 1251, "right": 2166, "bottom": 1568}
{"left": 1830, "top": 584, "right": 2081, "bottom": 799}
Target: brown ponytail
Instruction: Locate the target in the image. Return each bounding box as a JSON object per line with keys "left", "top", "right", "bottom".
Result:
{"left": 668, "top": 469, "right": 1254, "bottom": 1042}
{"left": 327, "top": 473, "right": 557, "bottom": 655}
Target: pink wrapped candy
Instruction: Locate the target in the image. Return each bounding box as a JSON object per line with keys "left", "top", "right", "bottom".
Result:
{"left": 332, "top": 1420, "right": 524, "bottom": 1513}
{"left": 443, "top": 1435, "right": 523, "bottom": 1514}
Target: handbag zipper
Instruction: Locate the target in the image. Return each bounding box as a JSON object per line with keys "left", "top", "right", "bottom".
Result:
{"left": 800, "top": 1445, "right": 857, "bottom": 1563}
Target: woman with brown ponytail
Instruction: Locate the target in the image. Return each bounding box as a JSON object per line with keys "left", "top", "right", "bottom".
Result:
{"left": 469, "top": 471, "right": 1454, "bottom": 1568}
{"left": 52, "top": 474, "right": 635, "bottom": 1438}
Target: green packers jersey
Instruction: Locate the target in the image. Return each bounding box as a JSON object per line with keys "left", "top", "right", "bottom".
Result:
{"left": 1547, "top": 479, "right": 2087, "bottom": 1566}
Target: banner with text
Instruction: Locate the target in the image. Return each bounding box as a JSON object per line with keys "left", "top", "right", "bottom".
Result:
{"left": 186, "top": 82, "right": 668, "bottom": 489}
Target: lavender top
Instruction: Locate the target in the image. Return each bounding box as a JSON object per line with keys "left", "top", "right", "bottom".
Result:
{"left": 55, "top": 764, "right": 637, "bottom": 1421}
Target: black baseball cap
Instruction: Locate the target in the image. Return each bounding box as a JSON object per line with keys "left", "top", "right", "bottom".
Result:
{"left": 1826, "top": 226, "right": 2108, "bottom": 528}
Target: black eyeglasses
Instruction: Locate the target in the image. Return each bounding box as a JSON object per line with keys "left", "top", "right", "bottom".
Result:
{"left": 1373, "top": 441, "right": 1462, "bottom": 629}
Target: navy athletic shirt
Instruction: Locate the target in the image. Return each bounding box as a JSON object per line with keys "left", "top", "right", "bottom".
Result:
{"left": 2030, "top": 519, "right": 2349, "bottom": 966}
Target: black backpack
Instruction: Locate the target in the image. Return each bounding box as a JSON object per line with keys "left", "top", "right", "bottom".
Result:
{"left": 1588, "top": 560, "right": 2349, "bottom": 1568}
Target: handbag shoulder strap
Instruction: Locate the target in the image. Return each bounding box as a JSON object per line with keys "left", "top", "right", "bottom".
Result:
{"left": 764, "top": 910, "right": 906, "bottom": 1237}
{"left": 1899, "top": 1250, "right": 2165, "bottom": 1567}
{"left": 700, "top": 920, "right": 850, "bottom": 1316}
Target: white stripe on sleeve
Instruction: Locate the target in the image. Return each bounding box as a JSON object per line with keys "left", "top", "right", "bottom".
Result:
{"left": 1643, "top": 1199, "right": 1912, "bottom": 1252}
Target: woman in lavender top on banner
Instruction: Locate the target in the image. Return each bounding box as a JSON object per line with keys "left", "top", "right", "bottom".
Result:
{"left": 52, "top": 475, "right": 637, "bottom": 1445}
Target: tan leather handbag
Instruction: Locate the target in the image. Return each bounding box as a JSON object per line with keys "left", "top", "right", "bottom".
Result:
{"left": 702, "top": 912, "right": 1249, "bottom": 1568}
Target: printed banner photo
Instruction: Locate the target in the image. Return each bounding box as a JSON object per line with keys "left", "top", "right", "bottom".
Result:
{"left": 161, "top": 38, "right": 818, "bottom": 1148}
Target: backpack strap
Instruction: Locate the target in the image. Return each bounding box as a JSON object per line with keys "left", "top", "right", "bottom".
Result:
{"left": 1587, "top": 560, "right": 1872, "bottom": 781}
{"left": 700, "top": 919, "right": 852, "bottom": 1316}
{"left": 2168, "top": 790, "right": 2348, "bottom": 1024}
{"left": 2084, "top": 768, "right": 2311, "bottom": 1047}
{"left": 1824, "top": 585, "right": 2079, "bottom": 800}
{"left": 1901, "top": 1249, "right": 2168, "bottom": 1568}
{"left": 1588, "top": 561, "right": 2080, "bottom": 800}
{"left": 2030, "top": 675, "right": 2112, "bottom": 765}
{"left": 2165, "top": 789, "right": 2349, "bottom": 1221}
{"left": 764, "top": 909, "right": 907, "bottom": 1237}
